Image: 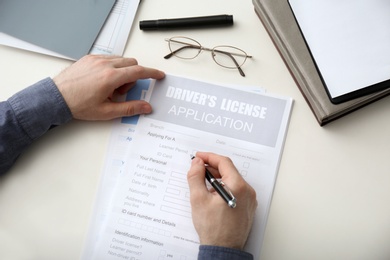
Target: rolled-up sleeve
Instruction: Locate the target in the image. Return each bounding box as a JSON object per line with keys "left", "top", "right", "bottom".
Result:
{"left": 0, "top": 77, "right": 72, "bottom": 174}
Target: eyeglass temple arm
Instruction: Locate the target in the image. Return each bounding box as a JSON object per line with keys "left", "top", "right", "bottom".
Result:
{"left": 164, "top": 45, "right": 201, "bottom": 59}
{"left": 213, "top": 49, "right": 246, "bottom": 77}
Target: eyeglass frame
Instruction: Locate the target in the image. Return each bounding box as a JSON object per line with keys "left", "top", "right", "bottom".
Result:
{"left": 164, "top": 36, "right": 253, "bottom": 77}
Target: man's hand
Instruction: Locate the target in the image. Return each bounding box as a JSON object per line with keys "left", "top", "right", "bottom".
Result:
{"left": 54, "top": 55, "right": 165, "bottom": 120}
{"left": 187, "top": 152, "right": 257, "bottom": 250}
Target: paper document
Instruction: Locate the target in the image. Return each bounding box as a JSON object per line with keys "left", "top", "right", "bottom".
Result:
{"left": 83, "top": 75, "right": 293, "bottom": 259}
{"left": 0, "top": 0, "right": 139, "bottom": 60}
{"left": 289, "top": 0, "right": 390, "bottom": 101}
{"left": 90, "top": 0, "right": 140, "bottom": 56}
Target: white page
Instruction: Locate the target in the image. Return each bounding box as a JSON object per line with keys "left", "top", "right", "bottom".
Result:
{"left": 80, "top": 79, "right": 265, "bottom": 256}
{"left": 81, "top": 79, "right": 267, "bottom": 259}
{"left": 81, "top": 79, "right": 265, "bottom": 259}
{"left": 85, "top": 75, "right": 292, "bottom": 260}
{"left": 289, "top": 0, "right": 390, "bottom": 98}
{"left": 0, "top": 0, "right": 139, "bottom": 60}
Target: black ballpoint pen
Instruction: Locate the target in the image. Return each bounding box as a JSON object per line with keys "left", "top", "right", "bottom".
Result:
{"left": 191, "top": 155, "right": 237, "bottom": 208}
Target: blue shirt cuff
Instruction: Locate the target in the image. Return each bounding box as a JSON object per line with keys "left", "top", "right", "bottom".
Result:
{"left": 198, "top": 245, "right": 253, "bottom": 260}
{"left": 8, "top": 77, "right": 72, "bottom": 141}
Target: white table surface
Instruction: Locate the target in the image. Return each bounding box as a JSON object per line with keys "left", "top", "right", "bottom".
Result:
{"left": 1, "top": 0, "right": 389, "bottom": 259}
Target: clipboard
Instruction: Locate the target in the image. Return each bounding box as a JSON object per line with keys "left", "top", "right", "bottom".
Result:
{"left": 0, "top": 0, "right": 115, "bottom": 60}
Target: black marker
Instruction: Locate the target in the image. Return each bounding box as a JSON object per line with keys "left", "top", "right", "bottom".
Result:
{"left": 139, "top": 15, "right": 233, "bottom": 31}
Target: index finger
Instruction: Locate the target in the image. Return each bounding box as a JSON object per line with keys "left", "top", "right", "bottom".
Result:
{"left": 195, "top": 152, "right": 242, "bottom": 183}
{"left": 195, "top": 152, "right": 256, "bottom": 207}
{"left": 120, "top": 65, "right": 165, "bottom": 84}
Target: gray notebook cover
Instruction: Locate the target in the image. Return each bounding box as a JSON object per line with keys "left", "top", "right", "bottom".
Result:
{"left": 0, "top": 0, "right": 115, "bottom": 60}
{"left": 252, "top": 0, "right": 390, "bottom": 125}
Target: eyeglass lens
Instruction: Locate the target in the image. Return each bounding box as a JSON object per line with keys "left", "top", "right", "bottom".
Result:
{"left": 166, "top": 36, "right": 251, "bottom": 76}
{"left": 212, "top": 46, "right": 248, "bottom": 69}
{"left": 168, "top": 37, "right": 201, "bottom": 59}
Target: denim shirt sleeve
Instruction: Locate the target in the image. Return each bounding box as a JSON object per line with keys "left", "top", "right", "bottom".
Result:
{"left": 0, "top": 77, "right": 72, "bottom": 174}
{"left": 198, "top": 245, "right": 254, "bottom": 260}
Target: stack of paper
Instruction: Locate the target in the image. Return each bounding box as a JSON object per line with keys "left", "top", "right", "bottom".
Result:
{"left": 81, "top": 75, "right": 293, "bottom": 259}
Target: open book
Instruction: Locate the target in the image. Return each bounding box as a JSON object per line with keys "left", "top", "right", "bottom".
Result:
{"left": 289, "top": 0, "right": 390, "bottom": 104}
{"left": 252, "top": 0, "right": 390, "bottom": 125}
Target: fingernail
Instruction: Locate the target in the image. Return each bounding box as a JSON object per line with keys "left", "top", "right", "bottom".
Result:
{"left": 141, "top": 104, "right": 152, "bottom": 114}
{"left": 191, "top": 157, "right": 202, "bottom": 166}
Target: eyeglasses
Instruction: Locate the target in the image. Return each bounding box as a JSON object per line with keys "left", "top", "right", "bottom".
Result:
{"left": 164, "top": 36, "right": 252, "bottom": 77}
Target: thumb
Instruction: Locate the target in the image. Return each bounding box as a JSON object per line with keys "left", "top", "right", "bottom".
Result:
{"left": 104, "top": 100, "right": 152, "bottom": 119}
